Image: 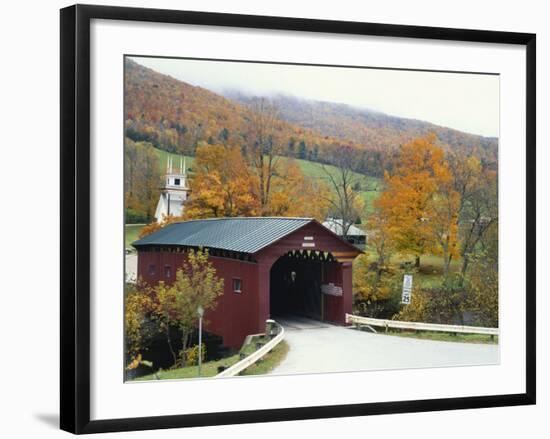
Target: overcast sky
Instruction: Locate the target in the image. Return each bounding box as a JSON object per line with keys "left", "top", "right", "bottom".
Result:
{"left": 130, "top": 56, "right": 499, "bottom": 138}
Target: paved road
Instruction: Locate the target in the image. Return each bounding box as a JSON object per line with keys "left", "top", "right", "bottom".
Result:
{"left": 270, "top": 316, "right": 499, "bottom": 375}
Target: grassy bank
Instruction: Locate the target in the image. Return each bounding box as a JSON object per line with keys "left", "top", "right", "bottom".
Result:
{"left": 133, "top": 354, "right": 241, "bottom": 381}
{"left": 133, "top": 340, "right": 289, "bottom": 381}
{"left": 365, "top": 328, "right": 498, "bottom": 344}
{"left": 240, "top": 340, "right": 289, "bottom": 376}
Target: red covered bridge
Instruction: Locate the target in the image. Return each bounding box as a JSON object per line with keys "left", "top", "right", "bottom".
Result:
{"left": 133, "top": 217, "right": 361, "bottom": 349}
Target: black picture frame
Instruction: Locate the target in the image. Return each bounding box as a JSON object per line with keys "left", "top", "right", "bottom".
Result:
{"left": 60, "top": 4, "right": 536, "bottom": 434}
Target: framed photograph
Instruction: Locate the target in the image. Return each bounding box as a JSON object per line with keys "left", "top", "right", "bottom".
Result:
{"left": 60, "top": 4, "right": 536, "bottom": 434}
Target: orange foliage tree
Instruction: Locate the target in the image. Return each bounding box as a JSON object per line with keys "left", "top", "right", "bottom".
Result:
{"left": 183, "top": 144, "right": 259, "bottom": 218}
{"left": 139, "top": 214, "right": 183, "bottom": 239}
{"left": 376, "top": 134, "right": 461, "bottom": 278}
{"left": 183, "top": 121, "right": 330, "bottom": 221}
{"left": 266, "top": 160, "right": 331, "bottom": 220}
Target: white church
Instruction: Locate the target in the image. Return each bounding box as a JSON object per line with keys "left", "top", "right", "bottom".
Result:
{"left": 154, "top": 156, "right": 190, "bottom": 223}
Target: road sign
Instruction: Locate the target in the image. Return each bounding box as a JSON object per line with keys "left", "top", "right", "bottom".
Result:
{"left": 321, "top": 283, "right": 343, "bottom": 296}
{"left": 402, "top": 274, "right": 413, "bottom": 304}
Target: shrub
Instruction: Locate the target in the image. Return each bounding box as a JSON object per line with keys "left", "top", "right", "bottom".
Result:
{"left": 125, "top": 208, "right": 149, "bottom": 224}
{"left": 392, "top": 287, "right": 429, "bottom": 322}
{"left": 353, "top": 254, "right": 403, "bottom": 319}
{"left": 393, "top": 279, "right": 468, "bottom": 325}
{"left": 465, "top": 253, "right": 498, "bottom": 327}
{"left": 124, "top": 283, "right": 156, "bottom": 367}
{"left": 181, "top": 343, "right": 207, "bottom": 367}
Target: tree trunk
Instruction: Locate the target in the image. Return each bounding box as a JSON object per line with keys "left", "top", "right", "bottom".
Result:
{"left": 181, "top": 330, "right": 189, "bottom": 365}
{"left": 415, "top": 255, "right": 420, "bottom": 268}
{"left": 165, "top": 326, "right": 177, "bottom": 366}
{"left": 458, "top": 255, "right": 470, "bottom": 287}
{"left": 443, "top": 257, "right": 454, "bottom": 286}
{"left": 375, "top": 268, "right": 383, "bottom": 285}
{"left": 443, "top": 252, "right": 451, "bottom": 280}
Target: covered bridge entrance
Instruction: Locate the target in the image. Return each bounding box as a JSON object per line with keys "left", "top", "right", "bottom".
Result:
{"left": 270, "top": 250, "right": 339, "bottom": 321}
{"left": 133, "top": 217, "right": 361, "bottom": 349}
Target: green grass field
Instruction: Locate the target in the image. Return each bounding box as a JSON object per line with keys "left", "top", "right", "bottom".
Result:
{"left": 281, "top": 156, "right": 382, "bottom": 189}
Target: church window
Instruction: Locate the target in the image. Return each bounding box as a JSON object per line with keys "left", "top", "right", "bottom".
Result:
{"left": 148, "top": 264, "right": 156, "bottom": 276}
{"left": 164, "top": 265, "right": 172, "bottom": 278}
{"left": 174, "top": 178, "right": 181, "bottom": 186}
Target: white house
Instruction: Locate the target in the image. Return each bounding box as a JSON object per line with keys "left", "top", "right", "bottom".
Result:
{"left": 322, "top": 218, "right": 367, "bottom": 246}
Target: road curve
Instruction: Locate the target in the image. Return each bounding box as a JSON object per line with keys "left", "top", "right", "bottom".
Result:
{"left": 270, "top": 316, "right": 499, "bottom": 376}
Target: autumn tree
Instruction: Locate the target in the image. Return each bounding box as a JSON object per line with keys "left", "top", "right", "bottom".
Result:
{"left": 321, "top": 146, "right": 365, "bottom": 236}
{"left": 447, "top": 151, "right": 482, "bottom": 215}
{"left": 184, "top": 143, "right": 259, "bottom": 218}
{"left": 376, "top": 134, "right": 463, "bottom": 279}
{"left": 124, "top": 138, "right": 161, "bottom": 223}
{"left": 246, "top": 97, "right": 282, "bottom": 215}
{"left": 465, "top": 221, "right": 498, "bottom": 327}
{"left": 429, "top": 160, "right": 461, "bottom": 279}
{"left": 436, "top": 150, "right": 497, "bottom": 283}
{"left": 366, "top": 206, "right": 396, "bottom": 283}
{"left": 266, "top": 160, "right": 331, "bottom": 220}
{"left": 151, "top": 248, "right": 224, "bottom": 367}
{"left": 456, "top": 166, "right": 498, "bottom": 283}
{"left": 376, "top": 136, "right": 437, "bottom": 267}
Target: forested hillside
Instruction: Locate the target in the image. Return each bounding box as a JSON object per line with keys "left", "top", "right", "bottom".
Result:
{"left": 125, "top": 59, "right": 497, "bottom": 179}
{"left": 226, "top": 93, "right": 498, "bottom": 166}
{"left": 125, "top": 59, "right": 342, "bottom": 167}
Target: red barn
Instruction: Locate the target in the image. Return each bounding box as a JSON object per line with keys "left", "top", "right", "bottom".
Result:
{"left": 133, "top": 217, "right": 361, "bottom": 349}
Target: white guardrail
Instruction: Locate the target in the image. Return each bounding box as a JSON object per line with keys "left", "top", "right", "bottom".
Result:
{"left": 345, "top": 314, "right": 499, "bottom": 336}
{"left": 215, "top": 322, "right": 285, "bottom": 378}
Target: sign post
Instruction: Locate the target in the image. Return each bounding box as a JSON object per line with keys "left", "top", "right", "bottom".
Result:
{"left": 402, "top": 274, "right": 413, "bottom": 304}
{"left": 197, "top": 305, "right": 204, "bottom": 377}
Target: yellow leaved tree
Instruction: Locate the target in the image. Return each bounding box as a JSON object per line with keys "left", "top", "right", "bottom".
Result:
{"left": 376, "top": 134, "right": 461, "bottom": 279}
{"left": 184, "top": 143, "right": 259, "bottom": 219}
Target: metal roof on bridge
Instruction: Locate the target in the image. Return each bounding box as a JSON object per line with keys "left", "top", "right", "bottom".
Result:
{"left": 132, "top": 217, "right": 313, "bottom": 254}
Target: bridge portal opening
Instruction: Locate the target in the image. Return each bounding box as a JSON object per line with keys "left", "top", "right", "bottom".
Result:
{"left": 269, "top": 250, "right": 339, "bottom": 321}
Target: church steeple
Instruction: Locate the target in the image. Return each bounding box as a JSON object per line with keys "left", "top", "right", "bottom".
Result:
{"left": 154, "top": 155, "right": 190, "bottom": 222}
